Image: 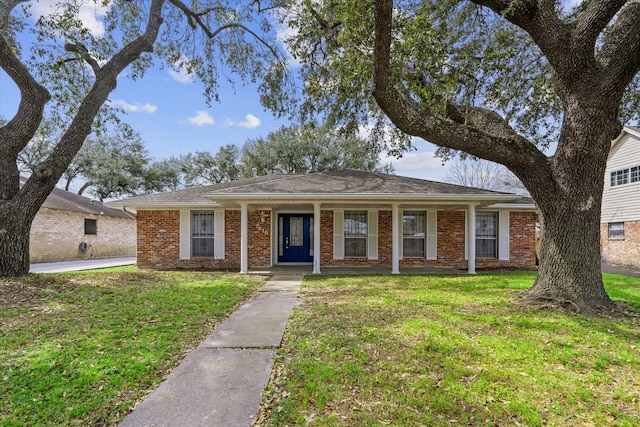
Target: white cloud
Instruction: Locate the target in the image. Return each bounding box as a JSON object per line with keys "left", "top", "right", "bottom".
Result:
{"left": 273, "top": 11, "right": 302, "bottom": 68}
{"left": 382, "top": 146, "right": 450, "bottom": 182}
{"left": 224, "top": 114, "right": 261, "bottom": 129}
{"left": 109, "top": 99, "right": 157, "bottom": 113}
{"left": 29, "top": 2, "right": 108, "bottom": 37}
{"left": 186, "top": 111, "right": 215, "bottom": 126}
{"left": 168, "top": 55, "right": 194, "bottom": 84}
{"left": 169, "top": 68, "right": 193, "bottom": 84}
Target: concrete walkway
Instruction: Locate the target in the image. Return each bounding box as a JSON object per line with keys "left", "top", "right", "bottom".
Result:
{"left": 119, "top": 275, "right": 303, "bottom": 427}
{"left": 30, "top": 257, "right": 136, "bottom": 273}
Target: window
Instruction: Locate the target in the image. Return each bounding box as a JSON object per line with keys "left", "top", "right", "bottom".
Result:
{"left": 611, "top": 169, "right": 629, "bottom": 186}
{"left": 344, "top": 211, "right": 367, "bottom": 257}
{"left": 476, "top": 212, "right": 497, "bottom": 258}
{"left": 84, "top": 218, "right": 97, "bottom": 235}
{"left": 403, "top": 211, "right": 426, "bottom": 258}
{"left": 191, "top": 211, "right": 214, "bottom": 257}
{"left": 608, "top": 222, "right": 625, "bottom": 239}
{"left": 631, "top": 166, "right": 640, "bottom": 183}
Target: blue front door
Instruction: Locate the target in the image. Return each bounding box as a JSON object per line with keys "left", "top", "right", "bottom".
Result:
{"left": 278, "top": 214, "right": 313, "bottom": 263}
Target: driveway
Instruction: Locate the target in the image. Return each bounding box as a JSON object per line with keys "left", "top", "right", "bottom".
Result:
{"left": 30, "top": 257, "right": 136, "bottom": 273}
{"left": 601, "top": 263, "right": 640, "bottom": 279}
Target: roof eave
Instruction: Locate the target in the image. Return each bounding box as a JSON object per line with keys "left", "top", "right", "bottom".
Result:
{"left": 104, "top": 201, "right": 221, "bottom": 210}
{"left": 611, "top": 126, "right": 640, "bottom": 148}
{"left": 202, "top": 192, "right": 521, "bottom": 202}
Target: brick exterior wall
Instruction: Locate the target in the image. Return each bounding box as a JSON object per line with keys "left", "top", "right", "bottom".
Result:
{"left": 30, "top": 208, "right": 136, "bottom": 262}
{"left": 136, "top": 209, "right": 271, "bottom": 270}
{"left": 249, "top": 210, "right": 271, "bottom": 268}
{"left": 136, "top": 208, "right": 537, "bottom": 270}
{"left": 601, "top": 221, "right": 640, "bottom": 267}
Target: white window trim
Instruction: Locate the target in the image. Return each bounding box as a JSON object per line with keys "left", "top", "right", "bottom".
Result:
{"left": 180, "top": 209, "right": 223, "bottom": 260}
{"left": 426, "top": 210, "right": 437, "bottom": 260}
{"left": 214, "top": 210, "right": 225, "bottom": 259}
{"left": 333, "top": 210, "right": 344, "bottom": 260}
{"left": 498, "top": 211, "right": 510, "bottom": 261}
{"left": 368, "top": 210, "right": 378, "bottom": 260}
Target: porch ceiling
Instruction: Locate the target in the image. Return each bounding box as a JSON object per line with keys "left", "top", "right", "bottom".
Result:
{"left": 213, "top": 200, "right": 494, "bottom": 212}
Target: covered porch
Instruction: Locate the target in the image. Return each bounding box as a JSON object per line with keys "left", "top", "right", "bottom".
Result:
{"left": 212, "top": 199, "right": 488, "bottom": 276}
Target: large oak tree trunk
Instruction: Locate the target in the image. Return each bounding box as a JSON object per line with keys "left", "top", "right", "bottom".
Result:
{"left": 523, "top": 105, "right": 620, "bottom": 314}
{"left": 0, "top": 205, "right": 35, "bottom": 276}
{"left": 528, "top": 201, "right": 612, "bottom": 312}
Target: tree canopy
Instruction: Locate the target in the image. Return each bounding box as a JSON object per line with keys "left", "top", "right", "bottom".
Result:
{"left": 240, "top": 122, "right": 393, "bottom": 176}
{"left": 0, "top": 0, "right": 291, "bottom": 276}
{"left": 278, "top": 0, "right": 640, "bottom": 315}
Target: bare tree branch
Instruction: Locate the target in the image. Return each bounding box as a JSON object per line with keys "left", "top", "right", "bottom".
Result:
{"left": 167, "top": 0, "right": 282, "bottom": 60}
{"left": 573, "top": 0, "right": 627, "bottom": 53}
{"left": 64, "top": 43, "right": 101, "bottom": 74}
{"left": 598, "top": 2, "right": 640, "bottom": 94}
{"left": 0, "top": 0, "right": 25, "bottom": 28}
{"left": 19, "top": 0, "right": 165, "bottom": 211}
{"left": 471, "top": 0, "right": 573, "bottom": 81}
{"left": 372, "top": 0, "right": 547, "bottom": 171}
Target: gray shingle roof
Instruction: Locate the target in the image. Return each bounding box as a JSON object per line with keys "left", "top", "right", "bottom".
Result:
{"left": 109, "top": 174, "right": 292, "bottom": 205}
{"left": 207, "top": 169, "right": 508, "bottom": 195}
{"left": 109, "top": 170, "right": 526, "bottom": 208}
{"left": 19, "top": 177, "right": 131, "bottom": 219}
{"left": 43, "top": 188, "right": 132, "bottom": 219}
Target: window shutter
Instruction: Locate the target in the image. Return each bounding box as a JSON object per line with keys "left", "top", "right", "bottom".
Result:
{"left": 426, "top": 210, "right": 437, "bottom": 260}
{"left": 179, "top": 210, "right": 190, "bottom": 260}
{"left": 464, "top": 211, "right": 469, "bottom": 260}
{"left": 498, "top": 211, "right": 510, "bottom": 260}
{"left": 333, "top": 210, "right": 344, "bottom": 260}
{"left": 368, "top": 210, "right": 378, "bottom": 260}
{"left": 214, "top": 210, "right": 225, "bottom": 260}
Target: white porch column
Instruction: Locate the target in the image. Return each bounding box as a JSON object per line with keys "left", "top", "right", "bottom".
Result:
{"left": 313, "top": 202, "right": 321, "bottom": 274}
{"left": 468, "top": 203, "right": 476, "bottom": 274}
{"left": 240, "top": 202, "right": 248, "bottom": 274}
{"left": 392, "top": 203, "right": 400, "bottom": 274}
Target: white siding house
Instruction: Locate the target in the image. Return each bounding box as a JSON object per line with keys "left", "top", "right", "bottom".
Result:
{"left": 601, "top": 126, "right": 640, "bottom": 266}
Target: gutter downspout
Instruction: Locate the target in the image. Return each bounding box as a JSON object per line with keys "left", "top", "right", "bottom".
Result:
{"left": 121, "top": 206, "right": 137, "bottom": 219}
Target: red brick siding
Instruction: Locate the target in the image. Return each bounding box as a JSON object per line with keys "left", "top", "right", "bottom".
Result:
{"left": 225, "top": 210, "right": 240, "bottom": 265}
{"left": 475, "top": 211, "right": 537, "bottom": 269}
{"left": 137, "top": 210, "right": 238, "bottom": 269}
{"left": 137, "top": 208, "right": 537, "bottom": 270}
{"left": 249, "top": 210, "right": 271, "bottom": 268}
{"left": 601, "top": 221, "right": 640, "bottom": 267}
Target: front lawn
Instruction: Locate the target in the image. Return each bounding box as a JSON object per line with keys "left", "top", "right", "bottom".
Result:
{"left": 0, "top": 268, "right": 264, "bottom": 426}
{"left": 257, "top": 272, "right": 640, "bottom": 426}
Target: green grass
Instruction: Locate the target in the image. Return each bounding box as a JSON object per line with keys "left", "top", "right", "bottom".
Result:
{"left": 258, "top": 272, "right": 640, "bottom": 426}
{"left": 0, "top": 267, "right": 265, "bottom": 426}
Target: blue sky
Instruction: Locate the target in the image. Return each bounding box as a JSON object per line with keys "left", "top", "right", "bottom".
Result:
{"left": 0, "top": 1, "right": 583, "bottom": 183}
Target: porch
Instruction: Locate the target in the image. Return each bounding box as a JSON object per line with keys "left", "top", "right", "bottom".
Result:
{"left": 247, "top": 264, "right": 467, "bottom": 276}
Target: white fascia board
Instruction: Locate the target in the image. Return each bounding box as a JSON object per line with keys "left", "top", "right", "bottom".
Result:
{"left": 611, "top": 127, "right": 640, "bottom": 148}
{"left": 203, "top": 193, "right": 522, "bottom": 202}
{"left": 104, "top": 201, "right": 221, "bottom": 210}
{"left": 485, "top": 203, "right": 537, "bottom": 210}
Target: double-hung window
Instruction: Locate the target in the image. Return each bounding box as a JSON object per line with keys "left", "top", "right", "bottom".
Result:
{"left": 344, "top": 211, "right": 367, "bottom": 257}
{"left": 191, "top": 211, "right": 214, "bottom": 257}
{"left": 476, "top": 212, "right": 498, "bottom": 258}
{"left": 403, "top": 211, "right": 426, "bottom": 258}
{"left": 608, "top": 222, "right": 625, "bottom": 239}
{"left": 611, "top": 169, "right": 629, "bottom": 187}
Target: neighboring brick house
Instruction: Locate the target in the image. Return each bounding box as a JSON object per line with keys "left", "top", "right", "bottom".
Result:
{"left": 107, "top": 170, "right": 537, "bottom": 273}
{"left": 601, "top": 126, "right": 640, "bottom": 267}
{"left": 29, "top": 183, "right": 136, "bottom": 262}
